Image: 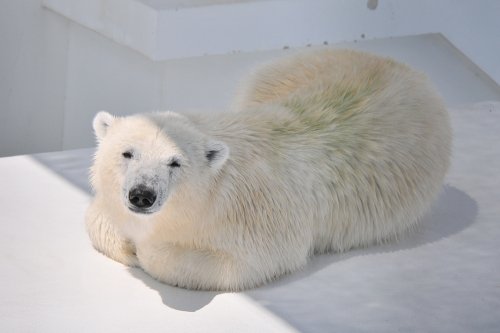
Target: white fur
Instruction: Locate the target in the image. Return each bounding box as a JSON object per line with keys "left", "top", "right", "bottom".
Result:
{"left": 86, "top": 49, "right": 452, "bottom": 291}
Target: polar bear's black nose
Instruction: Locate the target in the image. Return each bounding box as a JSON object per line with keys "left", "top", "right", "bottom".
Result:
{"left": 129, "top": 185, "right": 157, "bottom": 210}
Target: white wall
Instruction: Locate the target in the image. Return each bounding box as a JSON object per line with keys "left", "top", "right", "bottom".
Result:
{"left": 369, "top": 0, "right": 500, "bottom": 89}
{"left": 43, "top": 0, "right": 500, "bottom": 83}
{"left": 0, "top": 0, "right": 68, "bottom": 157}
{"left": 62, "top": 22, "right": 165, "bottom": 149}
{"left": 1, "top": 0, "right": 499, "bottom": 156}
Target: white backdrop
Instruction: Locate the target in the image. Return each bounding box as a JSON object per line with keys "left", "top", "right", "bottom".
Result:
{"left": 1, "top": 0, "right": 499, "bottom": 157}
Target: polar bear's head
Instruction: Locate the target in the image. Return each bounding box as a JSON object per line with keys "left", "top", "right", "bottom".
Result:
{"left": 91, "top": 111, "right": 229, "bottom": 216}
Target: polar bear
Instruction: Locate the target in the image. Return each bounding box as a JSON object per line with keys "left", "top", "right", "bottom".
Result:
{"left": 86, "top": 49, "right": 451, "bottom": 291}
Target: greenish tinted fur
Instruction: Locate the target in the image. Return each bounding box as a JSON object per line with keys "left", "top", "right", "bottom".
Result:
{"left": 271, "top": 82, "right": 377, "bottom": 136}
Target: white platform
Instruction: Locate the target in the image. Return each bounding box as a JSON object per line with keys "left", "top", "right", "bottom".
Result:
{"left": 1, "top": 95, "right": 500, "bottom": 331}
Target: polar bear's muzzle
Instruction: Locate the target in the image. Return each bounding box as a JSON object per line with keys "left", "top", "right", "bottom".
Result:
{"left": 122, "top": 163, "right": 173, "bottom": 215}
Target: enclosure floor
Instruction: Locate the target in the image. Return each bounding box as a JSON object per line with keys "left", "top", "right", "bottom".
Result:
{"left": 1, "top": 34, "right": 499, "bottom": 332}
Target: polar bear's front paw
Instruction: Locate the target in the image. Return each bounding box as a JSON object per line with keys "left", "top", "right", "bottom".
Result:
{"left": 112, "top": 239, "right": 140, "bottom": 267}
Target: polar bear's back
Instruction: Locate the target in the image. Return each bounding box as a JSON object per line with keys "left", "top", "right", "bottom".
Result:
{"left": 235, "top": 49, "right": 408, "bottom": 111}
{"left": 233, "top": 49, "right": 451, "bottom": 252}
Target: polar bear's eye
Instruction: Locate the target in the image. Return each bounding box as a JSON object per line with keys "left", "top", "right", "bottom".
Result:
{"left": 168, "top": 159, "right": 181, "bottom": 168}
{"left": 122, "top": 151, "right": 133, "bottom": 159}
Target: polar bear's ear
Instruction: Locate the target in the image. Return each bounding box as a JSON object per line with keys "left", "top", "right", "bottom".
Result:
{"left": 93, "top": 111, "right": 115, "bottom": 141}
{"left": 205, "top": 140, "right": 229, "bottom": 171}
